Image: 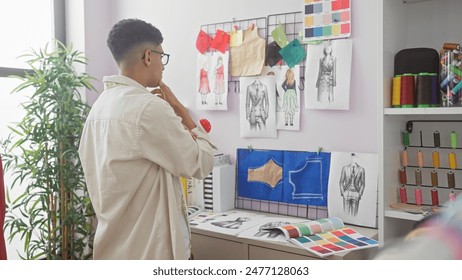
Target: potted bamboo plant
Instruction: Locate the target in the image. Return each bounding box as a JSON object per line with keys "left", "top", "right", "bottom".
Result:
{"left": 0, "top": 40, "right": 96, "bottom": 259}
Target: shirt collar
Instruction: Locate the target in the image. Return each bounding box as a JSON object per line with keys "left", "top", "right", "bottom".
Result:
{"left": 103, "top": 75, "right": 148, "bottom": 92}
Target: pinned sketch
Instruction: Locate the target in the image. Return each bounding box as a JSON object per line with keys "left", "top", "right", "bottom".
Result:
{"left": 262, "top": 66, "right": 301, "bottom": 131}
{"left": 196, "top": 51, "right": 229, "bottom": 110}
{"left": 237, "top": 149, "right": 284, "bottom": 202}
{"left": 239, "top": 75, "right": 277, "bottom": 138}
{"left": 305, "top": 39, "right": 352, "bottom": 110}
{"left": 195, "top": 210, "right": 266, "bottom": 236}
{"left": 282, "top": 151, "right": 331, "bottom": 206}
{"left": 328, "top": 152, "right": 378, "bottom": 228}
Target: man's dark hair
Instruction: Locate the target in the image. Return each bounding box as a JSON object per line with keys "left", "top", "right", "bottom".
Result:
{"left": 107, "top": 18, "right": 163, "bottom": 63}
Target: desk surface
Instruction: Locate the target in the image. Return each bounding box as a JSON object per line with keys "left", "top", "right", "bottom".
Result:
{"left": 190, "top": 209, "right": 378, "bottom": 260}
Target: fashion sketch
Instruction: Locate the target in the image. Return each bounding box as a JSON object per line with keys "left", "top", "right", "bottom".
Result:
{"left": 246, "top": 79, "right": 269, "bottom": 131}
{"left": 196, "top": 52, "right": 229, "bottom": 110}
{"left": 339, "top": 160, "right": 365, "bottom": 216}
{"left": 196, "top": 211, "right": 266, "bottom": 234}
{"left": 198, "top": 61, "right": 211, "bottom": 105}
{"left": 261, "top": 65, "right": 300, "bottom": 131}
{"left": 239, "top": 75, "right": 277, "bottom": 138}
{"left": 305, "top": 39, "right": 353, "bottom": 110}
{"left": 327, "top": 152, "right": 378, "bottom": 228}
{"left": 282, "top": 68, "right": 299, "bottom": 127}
{"left": 316, "top": 45, "right": 336, "bottom": 103}
{"left": 253, "top": 221, "right": 289, "bottom": 239}
{"left": 212, "top": 217, "right": 250, "bottom": 229}
{"left": 213, "top": 56, "right": 225, "bottom": 105}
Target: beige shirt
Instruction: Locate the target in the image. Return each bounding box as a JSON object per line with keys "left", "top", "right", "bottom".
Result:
{"left": 78, "top": 75, "right": 215, "bottom": 259}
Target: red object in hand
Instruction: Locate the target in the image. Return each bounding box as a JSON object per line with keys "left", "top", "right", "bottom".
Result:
{"left": 199, "top": 118, "right": 211, "bottom": 133}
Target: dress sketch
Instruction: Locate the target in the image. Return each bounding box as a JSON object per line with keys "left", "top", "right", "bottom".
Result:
{"left": 211, "top": 217, "right": 250, "bottom": 229}
{"left": 339, "top": 161, "right": 365, "bottom": 216}
{"left": 281, "top": 68, "right": 298, "bottom": 126}
{"left": 213, "top": 56, "right": 225, "bottom": 105}
{"left": 316, "top": 45, "right": 336, "bottom": 103}
{"left": 246, "top": 79, "right": 269, "bottom": 131}
{"left": 198, "top": 63, "right": 211, "bottom": 105}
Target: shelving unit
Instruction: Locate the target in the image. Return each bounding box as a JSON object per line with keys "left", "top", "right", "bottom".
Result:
{"left": 379, "top": 0, "right": 462, "bottom": 246}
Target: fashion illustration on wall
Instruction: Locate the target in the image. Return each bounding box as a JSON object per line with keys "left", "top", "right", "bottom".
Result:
{"left": 316, "top": 45, "right": 336, "bottom": 103}
{"left": 327, "top": 152, "right": 378, "bottom": 228}
{"left": 239, "top": 75, "right": 277, "bottom": 138}
{"left": 262, "top": 65, "right": 300, "bottom": 131}
{"left": 196, "top": 51, "right": 229, "bottom": 110}
{"left": 305, "top": 39, "right": 353, "bottom": 110}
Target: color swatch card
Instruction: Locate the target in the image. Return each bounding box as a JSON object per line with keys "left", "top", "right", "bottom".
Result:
{"left": 290, "top": 227, "right": 378, "bottom": 257}
{"left": 303, "top": 0, "right": 351, "bottom": 42}
{"left": 266, "top": 217, "right": 378, "bottom": 257}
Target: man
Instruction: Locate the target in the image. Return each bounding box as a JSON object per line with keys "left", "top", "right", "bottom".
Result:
{"left": 78, "top": 18, "right": 215, "bottom": 259}
{"left": 339, "top": 161, "right": 365, "bottom": 216}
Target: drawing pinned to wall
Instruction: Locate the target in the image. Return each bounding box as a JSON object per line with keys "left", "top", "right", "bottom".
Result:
{"left": 305, "top": 39, "right": 352, "bottom": 110}
{"left": 282, "top": 151, "right": 331, "bottom": 206}
{"left": 237, "top": 148, "right": 330, "bottom": 206}
{"left": 327, "top": 152, "right": 378, "bottom": 228}
{"left": 263, "top": 66, "right": 301, "bottom": 131}
{"left": 302, "top": 0, "right": 351, "bottom": 42}
{"left": 196, "top": 51, "right": 229, "bottom": 110}
{"left": 239, "top": 75, "right": 277, "bottom": 138}
{"left": 237, "top": 149, "right": 284, "bottom": 202}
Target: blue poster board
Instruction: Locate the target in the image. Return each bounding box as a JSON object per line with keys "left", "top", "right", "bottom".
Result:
{"left": 237, "top": 148, "right": 331, "bottom": 206}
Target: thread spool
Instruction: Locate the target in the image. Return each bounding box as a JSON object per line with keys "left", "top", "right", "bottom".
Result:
{"left": 399, "top": 168, "right": 407, "bottom": 185}
{"left": 433, "top": 131, "right": 441, "bottom": 147}
{"left": 449, "top": 152, "right": 457, "bottom": 169}
{"left": 447, "top": 171, "right": 455, "bottom": 189}
{"left": 402, "top": 131, "right": 410, "bottom": 147}
{"left": 399, "top": 185, "right": 408, "bottom": 203}
{"left": 429, "top": 73, "right": 440, "bottom": 106}
{"left": 416, "top": 73, "right": 432, "bottom": 107}
{"left": 400, "top": 150, "right": 409, "bottom": 167}
{"left": 432, "top": 151, "right": 440, "bottom": 169}
{"left": 431, "top": 188, "right": 439, "bottom": 206}
{"left": 449, "top": 191, "right": 456, "bottom": 202}
{"left": 443, "top": 43, "right": 461, "bottom": 51}
{"left": 451, "top": 80, "right": 462, "bottom": 96}
{"left": 400, "top": 74, "right": 415, "bottom": 107}
{"left": 450, "top": 131, "right": 458, "bottom": 149}
{"left": 415, "top": 169, "right": 422, "bottom": 186}
{"left": 415, "top": 188, "right": 423, "bottom": 205}
{"left": 392, "top": 75, "right": 402, "bottom": 107}
{"left": 416, "top": 150, "right": 424, "bottom": 168}
{"left": 431, "top": 170, "right": 438, "bottom": 187}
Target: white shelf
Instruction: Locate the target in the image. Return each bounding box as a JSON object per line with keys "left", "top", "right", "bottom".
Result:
{"left": 384, "top": 107, "right": 462, "bottom": 115}
{"left": 384, "top": 209, "right": 425, "bottom": 221}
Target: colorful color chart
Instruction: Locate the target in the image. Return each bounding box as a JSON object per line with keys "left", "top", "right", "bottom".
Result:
{"left": 278, "top": 217, "right": 344, "bottom": 238}
{"left": 291, "top": 227, "right": 378, "bottom": 257}
{"left": 303, "top": 0, "right": 351, "bottom": 42}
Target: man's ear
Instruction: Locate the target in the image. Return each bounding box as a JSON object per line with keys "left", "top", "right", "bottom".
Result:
{"left": 142, "top": 49, "right": 151, "bottom": 66}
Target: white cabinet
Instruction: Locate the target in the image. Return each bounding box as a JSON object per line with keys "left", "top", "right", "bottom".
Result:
{"left": 379, "top": 0, "right": 462, "bottom": 245}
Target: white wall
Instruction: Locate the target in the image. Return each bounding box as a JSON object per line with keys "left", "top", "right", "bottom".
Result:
{"left": 83, "top": 0, "right": 380, "bottom": 161}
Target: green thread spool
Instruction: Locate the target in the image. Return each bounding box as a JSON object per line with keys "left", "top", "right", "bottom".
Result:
{"left": 450, "top": 131, "right": 458, "bottom": 149}
{"left": 402, "top": 131, "right": 410, "bottom": 147}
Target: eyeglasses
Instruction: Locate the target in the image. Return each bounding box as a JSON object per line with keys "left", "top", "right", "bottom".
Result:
{"left": 148, "top": 49, "right": 170, "bottom": 66}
